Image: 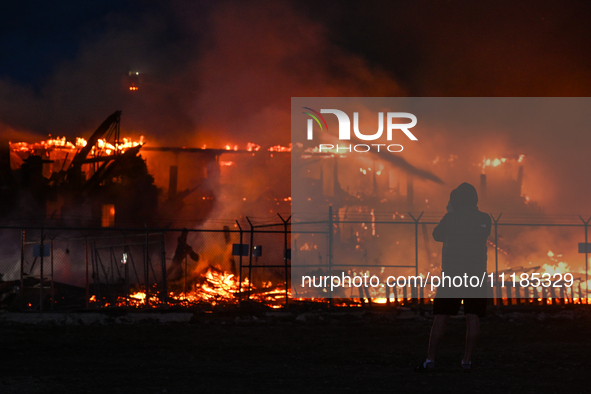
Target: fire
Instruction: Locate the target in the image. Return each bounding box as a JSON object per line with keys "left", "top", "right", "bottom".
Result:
{"left": 75, "top": 137, "right": 87, "bottom": 147}
{"left": 175, "top": 269, "right": 239, "bottom": 305}
{"left": 10, "top": 135, "right": 144, "bottom": 155}
{"left": 479, "top": 154, "right": 525, "bottom": 173}
{"left": 540, "top": 262, "right": 570, "bottom": 276}
{"left": 481, "top": 156, "right": 507, "bottom": 171}
{"left": 268, "top": 143, "right": 291, "bottom": 152}
{"left": 93, "top": 267, "right": 288, "bottom": 308}
{"left": 116, "top": 291, "right": 160, "bottom": 307}
{"left": 92, "top": 136, "right": 144, "bottom": 154}
{"left": 299, "top": 242, "right": 317, "bottom": 251}
{"left": 246, "top": 142, "right": 261, "bottom": 152}
{"left": 11, "top": 137, "right": 78, "bottom": 152}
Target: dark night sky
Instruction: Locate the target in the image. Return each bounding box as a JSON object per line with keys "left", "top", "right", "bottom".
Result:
{"left": 0, "top": 1, "right": 170, "bottom": 88}
{"left": 3, "top": 1, "right": 591, "bottom": 95}
{"left": 306, "top": 1, "right": 591, "bottom": 96}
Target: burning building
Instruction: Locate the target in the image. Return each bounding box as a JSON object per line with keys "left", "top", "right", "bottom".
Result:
{"left": 1, "top": 98, "right": 589, "bottom": 310}
{"left": 1, "top": 111, "right": 157, "bottom": 227}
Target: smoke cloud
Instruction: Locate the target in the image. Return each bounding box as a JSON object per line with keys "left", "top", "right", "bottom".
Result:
{"left": 0, "top": 0, "right": 402, "bottom": 146}
{"left": 1, "top": 0, "right": 590, "bottom": 217}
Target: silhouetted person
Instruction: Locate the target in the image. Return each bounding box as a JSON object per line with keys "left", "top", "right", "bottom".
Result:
{"left": 415, "top": 182, "right": 491, "bottom": 372}
{"left": 167, "top": 229, "right": 200, "bottom": 282}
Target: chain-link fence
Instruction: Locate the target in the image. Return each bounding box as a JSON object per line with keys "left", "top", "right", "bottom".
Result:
{"left": 292, "top": 209, "right": 591, "bottom": 307}
{"left": 0, "top": 212, "right": 589, "bottom": 310}
{"left": 0, "top": 223, "right": 293, "bottom": 311}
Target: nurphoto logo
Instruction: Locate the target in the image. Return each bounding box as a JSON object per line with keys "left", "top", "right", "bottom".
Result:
{"left": 303, "top": 107, "right": 417, "bottom": 153}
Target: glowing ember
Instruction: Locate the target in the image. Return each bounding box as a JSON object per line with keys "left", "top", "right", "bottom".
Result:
{"left": 246, "top": 142, "right": 261, "bottom": 151}
{"left": 304, "top": 145, "right": 342, "bottom": 154}
{"left": 268, "top": 143, "right": 291, "bottom": 152}
{"left": 479, "top": 154, "right": 524, "bottom": 173}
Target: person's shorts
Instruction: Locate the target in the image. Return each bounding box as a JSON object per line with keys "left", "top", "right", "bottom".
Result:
{"left": 433, "top": 298, "right": 487, "bottom": 317}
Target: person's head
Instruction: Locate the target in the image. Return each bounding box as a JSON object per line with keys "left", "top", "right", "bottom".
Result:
{"left": 449, "top": 182, "right": 478, "bottom": 210}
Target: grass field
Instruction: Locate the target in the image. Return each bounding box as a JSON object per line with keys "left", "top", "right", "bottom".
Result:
{"left": 0, "top": 306, "right": 589, "bottom": 393}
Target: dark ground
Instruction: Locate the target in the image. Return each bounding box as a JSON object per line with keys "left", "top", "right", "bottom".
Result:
{"left": 0, "top": 306, "right": 589, "bottom": 393}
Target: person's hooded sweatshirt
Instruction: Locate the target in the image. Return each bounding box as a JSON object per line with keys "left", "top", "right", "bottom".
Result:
{"left": 433, "top": 183, "right": 491, "bottom": 280}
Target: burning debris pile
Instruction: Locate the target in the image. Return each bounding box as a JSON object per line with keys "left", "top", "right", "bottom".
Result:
{"left": 93, "top": 268, "right": 286, "bottom": 309}
{"left": 0, "top": 226, "right": 292, "bottom": 311}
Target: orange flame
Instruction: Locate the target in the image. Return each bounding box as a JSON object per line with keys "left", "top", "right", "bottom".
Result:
{"left": 10, "top": 136, "right": 144, "bottom": 155}
{"left": 268, "top": 143, "right": 291, "bottom": 152}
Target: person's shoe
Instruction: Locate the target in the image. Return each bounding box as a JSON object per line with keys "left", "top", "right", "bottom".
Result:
{"left": 461, "top": 361, "right": 472, "bottom": 372}
{"left": 413, "top": 360, "right": 435, "bottom": 373}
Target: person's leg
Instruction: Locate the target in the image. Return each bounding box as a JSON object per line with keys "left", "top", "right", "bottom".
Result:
{"left": 427, "top": 314, "right": 450, "bottom": 361}
{"left": 463, "top": 313, "right": 480, "bottom": 363}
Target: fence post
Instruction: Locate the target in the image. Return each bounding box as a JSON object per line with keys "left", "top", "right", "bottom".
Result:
{"left": 491, "top": 214, "right": 502, "bottom": 306}
{"left": 328, "top": 206, "right": 333, "bottom": 307}
{"left": 408, "top": 212, "right": 423, "bottom": 312}
{"left": 236, "top": 220, "right": 243, "bottom": 305}
{"left": 278, "top": 213, "right": 291, "bottom": 309}
{"left": 51, "top": 240, "right": 54, "bottom": 310}
{"left": 85, "top": 238, "right": 89, "bottom": 309}
{"left": 184, "top": 254, "right": 188, "bottom": 296}
{"left": 20, "top": 230, "right": 25, "bottom": 308}
{"left": 579, "top": 215, "right": 591, "bottom": 303}
{"left": 246, "top": 217, "right": 254, "bottom": 300}
{"left": 123, "top": 233, "right": 129, "bottom": 299}
{"left": 40, "top": 228, "right": 44, "bottom": 312}
{"left": 144, "top": 229, "right": 150, "bottom": 308}
{"left": 160, "top": 232, "right": 168, "bottom": 303}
